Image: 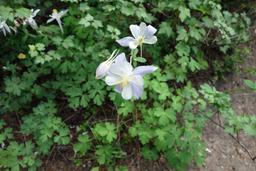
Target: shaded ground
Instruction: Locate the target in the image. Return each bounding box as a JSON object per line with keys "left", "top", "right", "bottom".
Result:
{"left": 192, "top": 31, "right": 256, "bottom": 171}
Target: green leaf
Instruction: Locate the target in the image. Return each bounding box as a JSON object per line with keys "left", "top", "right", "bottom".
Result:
{"left": 92, "top": 20, "right": 103, "bottom": 28}
{"left": 0, "top": 6, "right": 14, "bottom": 20}
{"left": 244, "top": 80, "right": 256, "bottom": 91}
{"left": 15, "top": 8, "right": 31, "bottom": 18}
{"left": 134, "top": 57, "right": 147, "bottom": 63}
{"left": 179, "top": 6, "right": 191, "bottom": 22}
{"left": 159, "top": 22, "right": 174, "bottom": 37}
{"left": 189, "top": 27, "right": 203, "bottom": 41}
{"left": 176, "top": 27, "right": 188, "bottom": 42}
{"left": 93, "top": 123, "right": 117, "bottom": 143}
{"left": 95, "top": 145, "right": 113, "bottom": 165}
{"left": 176, "top": 42, "right": 191, "bottom": 57}
{"left": 79, "top": 14, "right": 94, "bottom": 28}
{"left": 244, "top": 125, "right": 256, "bottom": 136}
{"left": 117, "top": 101, "right": 134, "bottom": 117}
{"left": 189, "top": 0, "right": 201, "bottom": 9}
{"left": 5, "top": 77, "right": 26, "bottom": 96}
{"left": 142, "top": 146, "right": 158, "bottom": 160}
{"left": 189, "top": 58, "right": 201, "bottom": 71}
{"left": 74, "top": 134, "right": 91, "bottom": 156}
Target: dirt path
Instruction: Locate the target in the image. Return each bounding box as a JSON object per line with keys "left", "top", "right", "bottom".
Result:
{"left": 192, "top": 32, "right": 256, "bottom": 171}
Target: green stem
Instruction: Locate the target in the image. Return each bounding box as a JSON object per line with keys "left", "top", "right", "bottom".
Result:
{"left": 140, "top": 44, "right": 143, "bottom": 57}
{"left": 130, "top": 50, "right": 133, "bottom": 64}
{"left": 130, "top": 56, "right": 133, "bottom": 64}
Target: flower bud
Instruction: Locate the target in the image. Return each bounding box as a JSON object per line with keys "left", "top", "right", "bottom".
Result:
{"left": 95, "top": 50, "right": 119, "bottom": 79}
{"left": 95, "top": 61, "right": 111, "bottom": 79}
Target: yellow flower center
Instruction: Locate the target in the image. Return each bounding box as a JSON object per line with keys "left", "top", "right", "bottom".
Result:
{"left": 52, "top": 9, "right": 58, "bottom": 14}
{"left": 137, "top": 36, "right": 144, "bottom": 45}
{"left": 120, "top": 75, "right": 131, "bottom": 88}
{"left": 18, "top": 53, "right": 26, "bottom": 59}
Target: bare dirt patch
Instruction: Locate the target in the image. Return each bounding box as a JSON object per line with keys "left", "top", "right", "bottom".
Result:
{"left": 192, "top": 31, "right": 256, "bottom": 171}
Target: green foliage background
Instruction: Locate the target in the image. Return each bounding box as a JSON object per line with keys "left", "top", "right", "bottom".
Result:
{"left": 0, "top": 0, "right": 255, "bottom": 170}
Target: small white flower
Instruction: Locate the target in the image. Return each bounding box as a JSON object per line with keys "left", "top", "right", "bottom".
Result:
{"left": 116, "top": 22, "right": 157, "bottom": 49}
{"left": 1, "top": 142, "right": 5, "bottom": 148}
{"left": 24, "top": 9, "right": 40, "bottom": 30}
{"left": 95, "top": 50, "right": 120, "bottom": 79}
{"left": 47, "top": 9, "right": 68, "bottom": 33}
{"left": 105, "top": 53, "right": 157, "bottom": 100}
{"left": 0, "top": 20, "right": 11, "bottom": 36}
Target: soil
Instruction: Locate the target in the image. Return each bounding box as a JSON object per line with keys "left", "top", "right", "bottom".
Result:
{"left": 189, "top": 31, "right": 256, "bottom": 171}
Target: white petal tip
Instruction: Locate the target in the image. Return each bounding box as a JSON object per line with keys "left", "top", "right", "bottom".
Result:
{"left": 152, "top": 66, "right": 158, "bottom": 71}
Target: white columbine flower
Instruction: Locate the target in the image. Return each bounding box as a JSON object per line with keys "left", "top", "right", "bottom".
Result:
{"left": 105, "top": 53, "right": 157, "bottom": 100}
{"left": 116, "top": 22, "right": 157, "bottom": 49}
{"left": 47, "top": 9, "right": 68, "bottom": 33}
{"left": 24, "top": 9, "right": 40, "bottom": 30}
{"left": 95, "top": 50, "right": 120, "bottom": 79}
{"left": 0, "top": 20, "right": 11, "bottom": 36}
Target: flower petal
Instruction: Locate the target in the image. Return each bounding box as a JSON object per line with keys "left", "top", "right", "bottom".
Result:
{"left": 145, "top": 25, "right": 157, "bottom": 38}
{"left": 122, "top": 84, "right": 133, "bottom": 100}
{"left": 144, "top": 36, "right": 157, "bottom": 44}
{"left": 105, "top": 75, "right": 121, "bottom": 86}
{"left": 47, "top": 18, "right": 55, "bottom": 23}
{"left": 56, "top": 18, "right": 64, "bottom": 33}
{"left": 96, "top": 62, "right": 109, "bottom": 79}
{"left": 59, "top": 10, "right": 68, "bottom": 17}
{"left": 128, "top": 41, "right": 138, "bottom": 49}
{"left": 116, "top": 37, "right": 135, "bottom": 47}
{"left": 2, "top": 28, "right": 6, "bottom": 36}
{"left": 29, "top": 19, "right": 38, "bottom": 29}
{"left": 32, "top": 9, "right": 40, "bottom": 17}
{"left": 109, "top": 61, "right": 133, "bottom": 76}
{"left": 129, "top": 24, "right": 140, "bottom": 38}
{"left": 139, "top": 22, "right": 147, "bottom": 36}
{"left": 114, "top": 85, "right": 122, "bottom": 93}
{"left": 130, "top": 75, "right": 144, "bottom": 99}
{"left": 115, "top": 53, "right": 127, "bottom": 64}
{"left": 3, "top": 23, "right": 11, "bottom": 33}
{"left": 133, "top": 66, "right": 158, "bottom": 76}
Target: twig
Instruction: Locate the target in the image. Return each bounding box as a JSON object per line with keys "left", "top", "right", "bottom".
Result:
{"left": 15, "top": 112, "right": 26, "bottom": 142}
{"left": 116, "top": 114, "right": 121, "bottom": 144}
{"left": 45, "top": 145, "right": 56, "bottom": 167}
{"left": 89, "top": 118, "right": 116, "bottom": 125}
{"left": 217, "top": 112, "right": 222, "bottom": 126}
{"left": 230, "top": 92, "right": 256, "bottom": 97}
{"left": 140, "top": 44, "right": 143, "bottom": 57}
{"left": 57, "top": 148, "right": 69, "bottom": 162}
{"left": 204, "top": 114, "right": 256, "bottom": 161}
{"left": 63, "top": 113, "right": 76, "bottom": 122}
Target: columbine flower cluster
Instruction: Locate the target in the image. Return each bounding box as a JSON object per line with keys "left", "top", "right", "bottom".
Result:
{"left": 96, "top": 22, "right": 158, "bottom": 100}
{"left": 0, "top": 8, "right": 68, "bottom": 36}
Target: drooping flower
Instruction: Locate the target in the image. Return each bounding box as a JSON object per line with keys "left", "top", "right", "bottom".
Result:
{"left": 24, "top": 9, "right": 40, "bottom": 30}
{"left": 116, "top": 22, "right": 157, "bottom": 49}
{"left": 95, "top": 50, "right": 120, "bottom": 79}
{"left": 47, "top": 9, "right": 68, "bottom": 33}
{"left": 0, "top": 20, "right": 11, "bottom": 36}
{"left": 105, "top": 53, "right": 157, "bottom": 100}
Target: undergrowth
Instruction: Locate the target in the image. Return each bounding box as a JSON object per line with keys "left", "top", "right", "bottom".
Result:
{"left": 0, "top": 0, "right": 255, "bottom": 171}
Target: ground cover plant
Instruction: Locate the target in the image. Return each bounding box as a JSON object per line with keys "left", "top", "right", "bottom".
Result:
{"left": 0, "top": 0, "right": 256, "bottom": 170}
